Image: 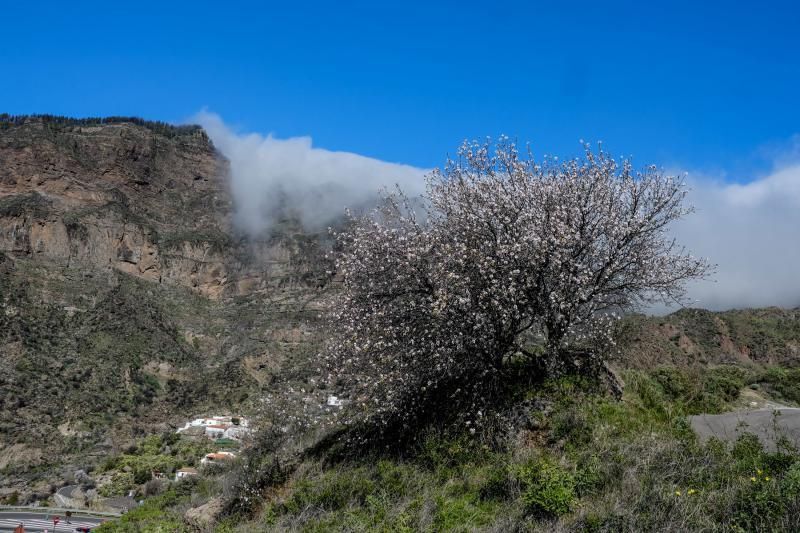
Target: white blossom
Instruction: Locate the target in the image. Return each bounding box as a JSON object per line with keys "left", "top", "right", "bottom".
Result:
{"left": 323, "top": 139, "right": 712, "bottom": 438}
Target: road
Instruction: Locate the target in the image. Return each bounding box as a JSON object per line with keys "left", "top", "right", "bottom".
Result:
{"left": 0, "top": 511, "right": 109, "bottom": 532}
{"left": 690, "top": 407, "right": 800, "bottom": 451}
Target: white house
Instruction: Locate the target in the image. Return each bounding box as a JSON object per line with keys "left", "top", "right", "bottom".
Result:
{"left": 177, "top": 415, "right": 251, "bottom": 434}
{"left": 175, "top": 467, "right": 198, "bottom": 481}
{"left": 224, "top": 425, "right": 252, "bottom": 440}
{"left": 204, "top": 425, "right": 227, "bottom": 439}
{"left": 327, "top": 395, "right": 345, "bottom": 407}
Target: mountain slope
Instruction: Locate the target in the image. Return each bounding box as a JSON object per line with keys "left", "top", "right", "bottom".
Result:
{"left": 616, "top": 307, "right": 800, "bottom": 368}
{"left": 3, "top": 115, "right": 800, "bottom": 517}
{"left": 0, "top": 116, "right": 331, "bottom": 497}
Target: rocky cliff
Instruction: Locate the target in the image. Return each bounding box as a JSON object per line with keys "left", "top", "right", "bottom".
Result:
{"left": 0, "top": 116, "right": 332, "bottom": 495}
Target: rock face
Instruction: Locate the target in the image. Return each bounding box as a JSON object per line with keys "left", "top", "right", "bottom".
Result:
{"left": 0, "top": 116, "right": 328, "bottom": 299}
{"left": 0, "top": 116, "right": 332, "bottom": 484}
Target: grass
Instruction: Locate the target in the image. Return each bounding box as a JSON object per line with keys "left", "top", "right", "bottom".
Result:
{"left": 65, "top": 361, "right": 800, "bottom": 531}
{"left": 94, "top": 486, "right": 193, "bottom": 532}
{"left": 202, "top": 368, "right": 800, "bottom": 531}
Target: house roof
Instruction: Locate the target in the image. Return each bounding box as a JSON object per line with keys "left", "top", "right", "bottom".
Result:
{"left": 206, "top": 453, "right": 235, "bottom": 460}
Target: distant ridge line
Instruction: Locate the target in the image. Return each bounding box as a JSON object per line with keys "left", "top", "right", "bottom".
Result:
{"left": 0, "top": 113, "right": 202, "bottom": 138}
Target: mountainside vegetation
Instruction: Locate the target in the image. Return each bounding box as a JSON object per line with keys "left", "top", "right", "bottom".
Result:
{"left": 3, "top": 117, "right": 800, "bottom": 531}
{"left": 97, "top": 364, "right": 800, "bottom": 532}
{"left": 0, "top": 116, "right": 331, "bottom": 503}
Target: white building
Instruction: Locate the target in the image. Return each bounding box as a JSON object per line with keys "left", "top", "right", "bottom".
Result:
{"left": 224, "top": 425, "right": 252, "bottom": 440}
{"left": 175, "top": 467, "right": 198, "bottom": 481}
{"left": 327, "top": 395, "right": 345, "bottom": 407}
{"left": 204, "top": 425, "right": 227, "bottom": 439}
{"left": 177, "top": 415, "right": 250, "bottom": 434}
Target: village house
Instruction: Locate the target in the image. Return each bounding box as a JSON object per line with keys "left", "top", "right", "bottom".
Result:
{"left": 176, "top": 415, "right": 253, "bottom": 441}
{"left": 175, "top": 467, "right": 199, "bottom": 481}
{"left": 327, "top": 395, "right": 345, "bottom": 407}
{"left": 204, "top": 424, "right": 228, "bottom": 439}
{"left": 224, "top": 425, "right": 251, "bottom": 440}
{"left": 200, "top": 451, "right": 237, "bottom": 467}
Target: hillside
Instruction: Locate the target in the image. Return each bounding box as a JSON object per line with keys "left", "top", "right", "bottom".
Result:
{"left": 0, "top": 115, "right": 332, "bottom": 500}
{"left": 617, "top": 308, "right": 800, "bottom": 369}
{"left": 4, "top": 116, "right": 800, "bottom": 530}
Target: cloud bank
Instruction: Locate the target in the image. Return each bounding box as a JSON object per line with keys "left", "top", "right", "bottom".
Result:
{"left": 195, "top": 111, "right": 428, "bottom": 234}
{"left": 669, "top": 161, "right": 800, "bottom": 311}
{"left": 196, "top": 112, "right": 798, "bottom": 311}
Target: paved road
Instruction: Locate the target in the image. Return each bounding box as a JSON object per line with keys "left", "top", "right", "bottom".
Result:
{"left": 0, "top": 511, "right": 108, "bottom": 532}
{"left": 690, "top": 407, "right": 800, "bottom": 451}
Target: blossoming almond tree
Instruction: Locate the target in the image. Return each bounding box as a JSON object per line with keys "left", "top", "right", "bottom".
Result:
{"left": 325, "top": 138, "right": 712, "bottom": 439}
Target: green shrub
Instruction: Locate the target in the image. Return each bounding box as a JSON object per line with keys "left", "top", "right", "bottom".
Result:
{"left": 752, "top": 367, "right": 800, "bottom": 405}
{"left": 133, "top": 467, "right": 152, "bottom": 485}
{"left": 652, "top": 366, "right": 691, "bottom": 400}
{"left": 633, "top": 365, "right": 746, "bottom": 415}
{"left": 99, "top": 471, "right": 135, "bottom": 497}
{"left": 285, "top": 467, "right": 376, "bottom": 513}
{"left": 515, "top": 457, "right": 576, "bottom": 516}
{"left": 697, "top": 366, "right": 746, "bottom": 413}
{"left": 479, "top": 463, "right": 511, "bottom": 500}
{"left": 732, "top": 433, "right": 764, "bottom": 467}
{"left": 781, "top": 461, "right": 800, "bottom": 498}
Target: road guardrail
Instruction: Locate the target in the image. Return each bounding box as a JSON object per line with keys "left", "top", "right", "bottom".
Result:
{"left": 0, "top": 505, "right": 121, "bottom": 518}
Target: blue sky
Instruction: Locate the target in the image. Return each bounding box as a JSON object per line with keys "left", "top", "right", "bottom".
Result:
{"left": 3, "top": 2, "right": 800, "bottom": 309}
{"left": 3, "top": 0, "right": 799, "bottom": 176}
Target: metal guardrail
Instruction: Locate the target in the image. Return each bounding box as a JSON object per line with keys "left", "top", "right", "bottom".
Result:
{"left": 0, "top": 505, "right": 121, "bottom": 518}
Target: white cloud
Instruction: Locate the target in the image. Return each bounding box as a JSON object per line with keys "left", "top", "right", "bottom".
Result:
{"left": 194, "top": 111, "right": 428, "bottom": 234}
{"left": 195, "top": 112, "right": 799, "bottom": 311}
{"left": 668, "top": 161, "right": 800, "bottom": 311}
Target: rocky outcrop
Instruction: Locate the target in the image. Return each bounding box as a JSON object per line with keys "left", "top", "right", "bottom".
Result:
{"left": 0, "top": 117, "right": 329, "bottom": 299}
{"left": 184, "top": 497, "right": 224, "bottom": 531}
{"left": 0, "top": 117, "right": 332, "bottom": 494}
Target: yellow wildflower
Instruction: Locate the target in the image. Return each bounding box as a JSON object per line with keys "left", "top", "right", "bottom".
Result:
{"left": 751, "top": 477, "right": 757, "bottom": 482}
{"left": 688, "top": 489, "right": 697, "bottom": 495}
{"left": 757, "top": 469, "right": 763, "bottom": 475}
{"left": 766, "top": 476, "right": 771, "bottom": 481}
{"left": 675, "top": 490, "right": 681, "bottom": 496}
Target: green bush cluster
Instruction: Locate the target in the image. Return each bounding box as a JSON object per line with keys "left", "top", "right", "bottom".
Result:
{"left": 632, "top": 365, "right": 746, "bottom": 415}
{"left": 751, "top": 367, "right": 800, "bottom": 405}
{"left": 94, "top": 487, "right": 193, "bottom": 532}
{"left": 514, "top": 456, "right": 576, "bottom": 516}
{"left": 97, "top": 433, "right": 213, "bottom": 496}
